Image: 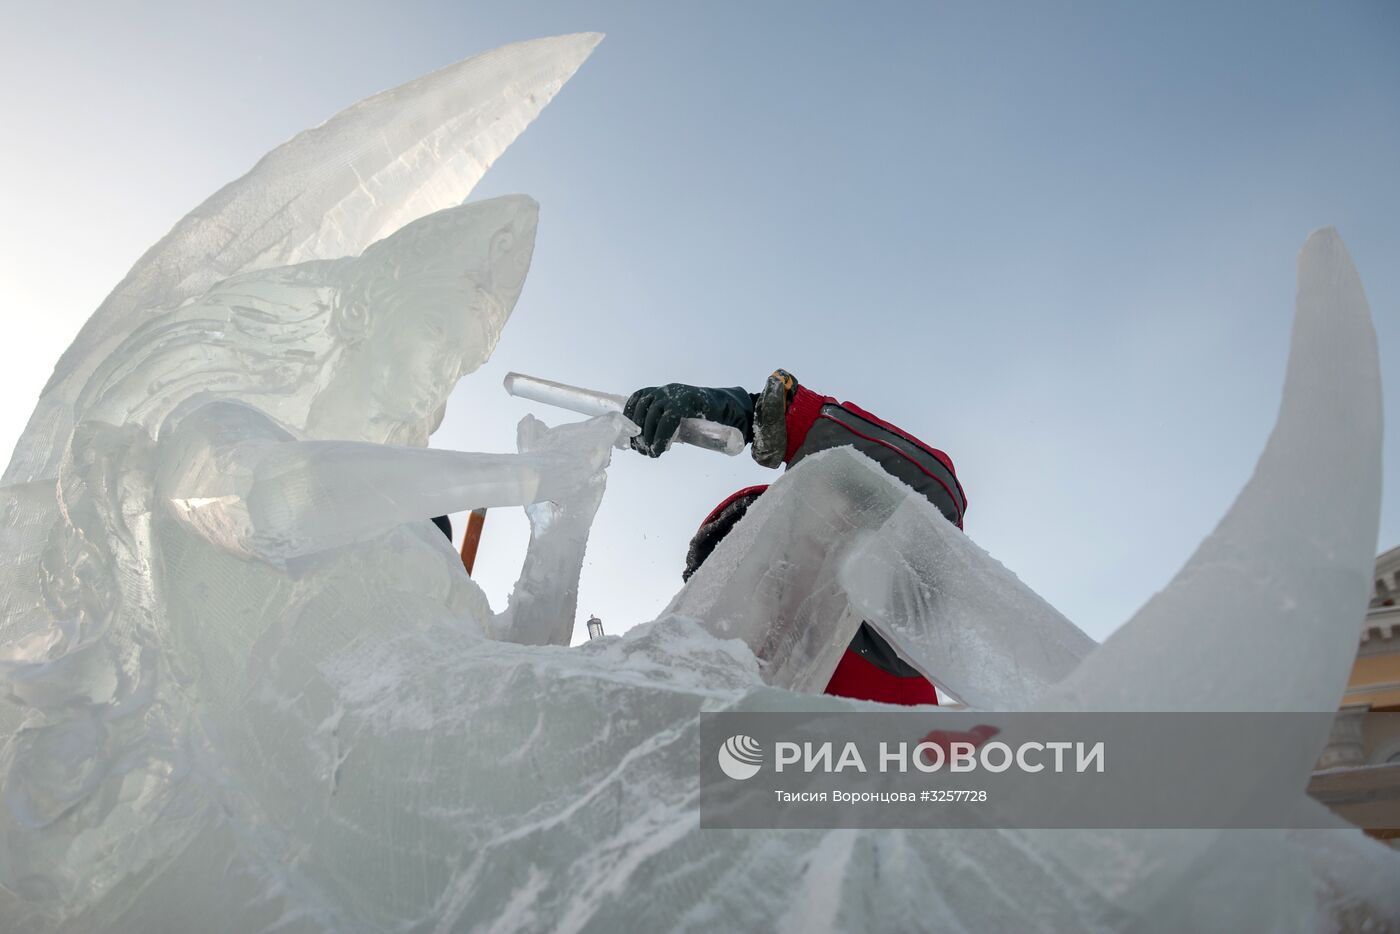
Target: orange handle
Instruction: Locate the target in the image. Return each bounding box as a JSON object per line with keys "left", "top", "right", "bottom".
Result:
{"left": 459, "top": 508, "right": 487, "bottom": 576}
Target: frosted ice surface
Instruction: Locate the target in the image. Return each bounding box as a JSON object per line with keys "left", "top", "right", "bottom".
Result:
{"left": 1, "top": 27, "right": 1395, "bottom": 932}
{"left": 661, "top": 450, "right": 883, "bottom": 693}
{"left": 664, "top": 446, "right": 1095, "bottom": 708}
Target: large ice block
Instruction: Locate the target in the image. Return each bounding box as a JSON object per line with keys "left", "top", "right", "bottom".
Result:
{"left": 665, "top": 445, "right": 1095, "bottom": 708}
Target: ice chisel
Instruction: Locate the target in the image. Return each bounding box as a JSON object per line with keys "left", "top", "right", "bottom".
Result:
{"left": 503, "top": 372, "right": 745, "bottom": 456}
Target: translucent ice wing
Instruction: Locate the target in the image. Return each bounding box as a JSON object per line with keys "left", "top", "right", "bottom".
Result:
{"left": 6, "top": 33, "right": 601, "bottom": 483}
{"left": 1046, "top": 228, "right": 1382, "bottom": 716}
{"left": 102, "top": 34, "right": 600, "bottom": 310}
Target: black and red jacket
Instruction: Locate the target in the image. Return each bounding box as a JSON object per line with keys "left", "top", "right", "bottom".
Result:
{"left": 685, "top": 369, "right": 967, "bottom": 707}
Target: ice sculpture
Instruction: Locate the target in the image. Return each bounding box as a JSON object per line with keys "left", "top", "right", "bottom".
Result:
{"left": 1, "top": 31, "right": 1395, "bottom": 934}
{"left": 3, "top": 33, "right": 604, "bottom": 487}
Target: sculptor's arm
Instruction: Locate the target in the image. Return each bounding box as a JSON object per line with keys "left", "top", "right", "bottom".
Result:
{"left": 625, "top": 370, "right": 966, "bottom": 526}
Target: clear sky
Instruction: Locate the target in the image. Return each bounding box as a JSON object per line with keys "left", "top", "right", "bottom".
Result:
{"left": 1, "top": 1, "right": 1396, "bottom": 643}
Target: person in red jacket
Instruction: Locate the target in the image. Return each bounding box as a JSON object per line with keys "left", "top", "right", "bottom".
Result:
{"left": 624, "top": 369, "right": 967, "bottom": 707}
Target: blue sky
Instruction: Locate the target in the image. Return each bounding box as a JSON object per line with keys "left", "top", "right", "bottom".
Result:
{"left": 2, "top": 1, "right": 1396, "bottom": 642}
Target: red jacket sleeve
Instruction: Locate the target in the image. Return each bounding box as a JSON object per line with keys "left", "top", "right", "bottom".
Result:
{"left": 751, "top": 369, "right": 966, "bottom": 528}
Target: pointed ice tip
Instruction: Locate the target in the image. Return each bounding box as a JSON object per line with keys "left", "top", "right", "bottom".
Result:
{"left": 1301, "top": 225, "right": 1343, "bottom": 260}
{"left": 522, "top": 31, "right": 604, "bottom": 63}
{"left": 1297, "top": 226, "right": 1367, "bottom": 320}
{"left": 1298, "top": 226, "right": 1358, "bottom": 285}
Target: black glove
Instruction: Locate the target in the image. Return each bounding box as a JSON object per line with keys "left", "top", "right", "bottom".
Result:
{"left": 623, "top": 383, "right": 755, "bottom": 457}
